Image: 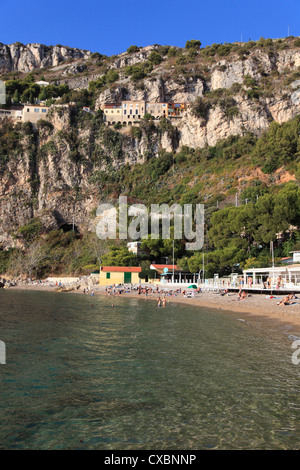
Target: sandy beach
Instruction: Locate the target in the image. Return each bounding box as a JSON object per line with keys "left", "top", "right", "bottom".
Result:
{"left": 6, "top": 282, "right": 300, "bottom": 334}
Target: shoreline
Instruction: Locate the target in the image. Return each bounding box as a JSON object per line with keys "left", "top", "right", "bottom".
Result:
{"left": 5, "top": 283, "right": 300, "bottom": 333}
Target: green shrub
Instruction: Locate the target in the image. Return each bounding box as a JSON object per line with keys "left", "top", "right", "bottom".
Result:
{"left": 185, "top": 39, "right": 201, "bottom": 50}
{"left": 191, "top": 97, "right": 211, "bottom": 120}
{"left": 148, "top": 51, "right": 163, "bottom": 65}
{"left": 18, "top": 218, "right": 43, "bottom": 242}
{"left": 127, "top": 45, "right": 140, "bottom": 54}
{"left": 125, "top": 62, "right": 153, "bottom": 81}
{"left": 130, "top": 126, "right": 142, "bottom": 139}
{"left": 167, "top": 47, "right": 179, "bottom": 57}
{"left": 294, "top": 38, "right": 300, "bottom": 47}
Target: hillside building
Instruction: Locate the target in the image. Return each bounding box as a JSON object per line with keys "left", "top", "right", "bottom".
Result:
{"left": 102, "top": 100, "right": 186, "bottom": 125}
{"left": 0, "top": 103, "right": 49, "bottom": 124}
{"left": 0, "top": 104, "right": 23, "bottom": 121}
{"left": 22, "top": 103, "right": 49, "bottom": 123}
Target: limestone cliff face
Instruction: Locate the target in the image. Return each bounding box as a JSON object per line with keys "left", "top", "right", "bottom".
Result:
{"left": 0, "top": 41, "right": 300, "bottom": 249}
{"left": 95, "top": 46, "right": 300, "bottom": 147}
{"left": 0, "top": 107, "right": 153, "bottom": 248}
{"left": 0, "top": 42, "right": 91, "bottom": 73}
{"left": 177, "top": 92, "right": 300, "bottom": 148}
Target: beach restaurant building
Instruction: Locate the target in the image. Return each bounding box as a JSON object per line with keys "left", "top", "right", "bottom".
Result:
{"left": 242, "top": 251, "right": 300, "bottom": 290}
{"left": 99, "top": 266, "right": 142, "bottom": 286}
{"left": 150, "top": 264, "right": 201, "bottom": 285}
{"left": 242, "top": 265, "right": 300, "bottom": 290}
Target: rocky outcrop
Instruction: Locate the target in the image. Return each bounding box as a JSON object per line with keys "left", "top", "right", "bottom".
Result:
{"left": 0, "top": 42, "right": 91, "bottom": 73}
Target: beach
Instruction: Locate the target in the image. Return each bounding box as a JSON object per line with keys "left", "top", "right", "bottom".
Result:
{"left": 6, "top": 282, "right": 300, "bottom": 333}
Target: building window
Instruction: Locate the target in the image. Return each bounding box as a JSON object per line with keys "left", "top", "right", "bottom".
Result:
{"left": 34, "top": 108, "right": 39, "bottom": 113}
{"left": 41, "top": 109, "right": 47, "bottom": 113}
{"left": 124, "top": 110, "right": 126, "bottom": 114}
{"left": 106, "top": 272, "right": 110, "bottom": 279}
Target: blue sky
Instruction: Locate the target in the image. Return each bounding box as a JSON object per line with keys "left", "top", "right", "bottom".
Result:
{"left": 0, "top": 0, "right": 299, "bottom": 55}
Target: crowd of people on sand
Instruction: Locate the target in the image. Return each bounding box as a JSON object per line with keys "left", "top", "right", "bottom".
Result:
{"left": 83, "top": 288, "right": 94, "bottom": 296}
{"left": 219, "top": 286, "right": 300, "bottom": 307}
{"left": 104, "top": 284, "right": 203, "bottom": 305}
{"left": 102, "top": 283, "right": 300, "bottom": 309}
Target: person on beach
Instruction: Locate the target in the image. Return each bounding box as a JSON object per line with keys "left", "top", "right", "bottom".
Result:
{"left": 157, "top": 297, "right": 161, "bottom": 307}
{"left": 276, "top": 276, "right": 282, "bottom": 289}
{"left": 238, "top": 290, "right": 247, "bottom": 300}
{"left": 277, "top": 295, "right": 293, "bottom": 306}
{"left": 162, "top": 297, "right": 166, "bottom": 307}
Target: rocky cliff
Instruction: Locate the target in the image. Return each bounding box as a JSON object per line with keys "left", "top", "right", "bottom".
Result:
{"left": 94, "top": 43, "right": 300, "bottom": 148}
{"left": 0, "top": 42, "right": 91, "bottom": 73}
{"left": 0, "top": 38, "right": 299, "bottom": 250}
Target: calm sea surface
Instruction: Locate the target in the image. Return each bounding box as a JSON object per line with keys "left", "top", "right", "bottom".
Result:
{"left": 0, "top": 289, "right": 299, "bottom": 450}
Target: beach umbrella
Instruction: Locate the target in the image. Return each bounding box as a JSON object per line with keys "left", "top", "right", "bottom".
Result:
{"left": 188, "top": 284, "right": 197, "bottom": 289}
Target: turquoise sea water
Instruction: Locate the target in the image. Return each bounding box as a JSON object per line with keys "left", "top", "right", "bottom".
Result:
{"left": 0, "top": 289, "right": 299, "bottom": 450}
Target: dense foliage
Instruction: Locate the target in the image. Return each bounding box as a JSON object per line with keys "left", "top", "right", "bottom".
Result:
{"left": 4, "top": 75, "right": 69, "bottom": 105}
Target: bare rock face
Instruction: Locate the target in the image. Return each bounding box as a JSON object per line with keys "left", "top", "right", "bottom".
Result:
{"left": 0, "top": 42, "right": 91, "bottom": 73}
{"left": 95, "top": 46, "right": 300, "bottom": 150}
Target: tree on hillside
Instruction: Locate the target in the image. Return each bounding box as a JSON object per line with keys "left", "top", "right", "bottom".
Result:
{"left": 101, "top": 245, "right": 139, "bottom": 267}
{"left": 127, "top": 45, "right": 139, "bottom": 54}
{"left": 185, "top": 39, "right": 201, "bottom": 50}
{"left": 24, "top": 242, "right": 47, "bottom": 279}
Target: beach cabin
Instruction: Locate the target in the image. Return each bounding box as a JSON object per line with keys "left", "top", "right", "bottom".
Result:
{"left": 99, "top": 266, "right": 142, "bottom": 286}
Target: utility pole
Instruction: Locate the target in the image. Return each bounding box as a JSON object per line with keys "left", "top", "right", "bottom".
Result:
{"left": 202, "top": 252, "right": 205, "bottom": 284}
{"left": 271, "top": 241, "right": 275, "bottom": 268}
{"left": 235, "top": 192, "right": 238, "bottom": 207}
{"left": 172, "top": 239, "right": 175, "bottom": 283}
